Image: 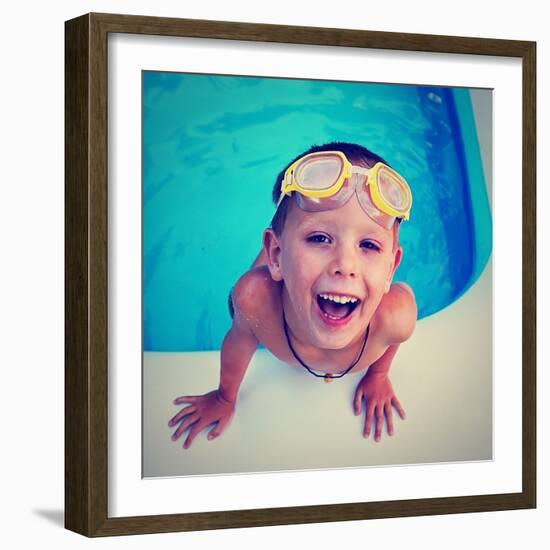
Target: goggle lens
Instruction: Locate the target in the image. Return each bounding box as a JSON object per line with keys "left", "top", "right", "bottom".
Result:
{"left": 357, "top": 182, "right": 396, "bottom": 231}
{"left": 374, "top": 167, "right": 411, "bottom": 214}
{"left": 295, "top": 155, "right": 343, "bottom": 191}
{"left": 295, "top": 176, "right": 354, "bottom": 212}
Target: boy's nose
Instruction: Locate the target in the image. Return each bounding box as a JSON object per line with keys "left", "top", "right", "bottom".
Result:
{"left": 330, "top": 246, "right": 357, "bottom": 278}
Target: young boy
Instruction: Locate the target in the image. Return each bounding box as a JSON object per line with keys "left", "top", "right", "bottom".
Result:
{"left": 169, "top": 142, "right": 417, "bottom": 449}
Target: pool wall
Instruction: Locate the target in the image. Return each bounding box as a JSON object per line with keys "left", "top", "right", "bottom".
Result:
{"left": 449, "top": 88, "right": 492, "bottom": 293}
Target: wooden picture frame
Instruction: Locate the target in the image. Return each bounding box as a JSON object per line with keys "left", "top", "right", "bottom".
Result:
{"left": 65, "top": 12, "right": 536, "bottom": 537}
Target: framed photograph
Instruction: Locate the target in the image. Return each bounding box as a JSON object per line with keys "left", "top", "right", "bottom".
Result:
{"left": 65, "top": 12, "right": 536, "bottom": 536}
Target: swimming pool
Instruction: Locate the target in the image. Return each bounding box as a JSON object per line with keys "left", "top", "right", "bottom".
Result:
{"left": 143, "top": 73, "right": 492, "bottom": 352}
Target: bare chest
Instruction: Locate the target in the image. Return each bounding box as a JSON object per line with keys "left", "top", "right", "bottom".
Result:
{"left": 256, "top": 318, "right": 389, "bottom": 377}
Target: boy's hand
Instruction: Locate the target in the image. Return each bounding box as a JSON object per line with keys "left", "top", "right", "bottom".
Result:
{"left": 168, "top": 390, "right": 235, "bottom": 449}
{"left": 353, "top": 370, "right": 405, "bottom": 442}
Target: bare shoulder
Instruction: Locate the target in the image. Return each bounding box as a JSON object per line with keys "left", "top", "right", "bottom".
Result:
{"left": 375, "top": 282, "right": 418, "bottom": 345}
{"left": 231, "top": 265, "right": 281, "bottom": 323}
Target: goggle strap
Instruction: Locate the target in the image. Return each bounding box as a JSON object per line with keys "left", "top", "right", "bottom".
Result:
{"left": 351, "top": 166, "right": 370, "bottom": 176}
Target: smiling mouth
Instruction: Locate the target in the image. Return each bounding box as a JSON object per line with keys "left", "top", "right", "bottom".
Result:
{"left": 316, "top": 293, "right": 361, "bottom": 321}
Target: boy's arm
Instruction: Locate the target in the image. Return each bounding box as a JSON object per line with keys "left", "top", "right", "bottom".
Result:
{"left": 169, "top": 275, "right": 260, "bottom": 448}
{"left": 353, "top": 283, "right": 417, "bottom": 442}
{"left": 218, "top": 315, "right": 260, "bottom": 403}
{"left": 367, "top": 342, "right": 400, "bottom": 376}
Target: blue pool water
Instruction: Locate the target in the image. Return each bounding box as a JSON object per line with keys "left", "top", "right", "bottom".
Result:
{"left": 143, "top": 72, "right": 492, "bottom": 352}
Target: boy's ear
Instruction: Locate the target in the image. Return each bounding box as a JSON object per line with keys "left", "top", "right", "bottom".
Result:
{"left": 385, "top": 245, "right": 403, "bottom": 293}
{"left": 263, "top": 228, "right": 283, "bottom": 282}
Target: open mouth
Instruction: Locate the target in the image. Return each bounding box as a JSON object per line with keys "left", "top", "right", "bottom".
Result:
{"left": 316, "top": 293, "right": 361, "bottom": 322}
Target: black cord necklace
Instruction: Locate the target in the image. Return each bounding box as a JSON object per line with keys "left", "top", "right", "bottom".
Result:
{"left": 282, "top": 309, "right": 370, "bottom": 383}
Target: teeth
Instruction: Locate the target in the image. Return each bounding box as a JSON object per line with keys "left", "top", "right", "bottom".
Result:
{"left": 319, "top": 293, "right": 359, "bottom": 304}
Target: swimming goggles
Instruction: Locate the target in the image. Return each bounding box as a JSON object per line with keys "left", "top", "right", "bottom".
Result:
{"left": 277, "top": 151, "right": 412, "bottom": 229}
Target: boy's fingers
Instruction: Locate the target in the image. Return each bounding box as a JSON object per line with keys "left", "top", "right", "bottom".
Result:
{"left": 384, "top": 403, "right": 394, "bottom": 436}
{"left": 207, "top": 426, "right": 221, "bottom": 440}
{"left": 183, "top": 419, "right": 209, "bottom": 449}
{"left": 168, "top": 405, "right": 197, "bottom": 427}
{"left": 353, "top": 387, "right": 363, "bottom": 415}
{"left": 174, "top": 395, "right": 198, "bottom": 405}
{"left": 392, "top": 397, "right": 406, "bottom": 419}
{"left": 172, "top": 413, "right": 199, "bottom": 441}
{"left": 363, "top": 403, "right": 375, "bottom": 437}
{"left": 207, "top": 415, "right": 231, "bottom": 440}
{"left": 374, "top": 406, "right": 383, "bottom": 442}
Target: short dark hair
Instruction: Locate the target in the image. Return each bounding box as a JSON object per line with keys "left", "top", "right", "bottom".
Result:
{"left": 270, "top": 142, "right": 400, "bottom": 249}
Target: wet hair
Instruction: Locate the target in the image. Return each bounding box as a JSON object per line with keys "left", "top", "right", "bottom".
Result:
{"left": 270, "top": 141, "right": 402, "bottom": 250}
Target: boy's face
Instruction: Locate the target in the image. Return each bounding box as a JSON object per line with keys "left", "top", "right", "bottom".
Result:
{"left": 265, "top": 195, "right": 402, "bottom": 350}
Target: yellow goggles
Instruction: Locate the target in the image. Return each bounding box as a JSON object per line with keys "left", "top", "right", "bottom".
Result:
{"left": 278, "top": 151, "right": 412, "bottom": 229}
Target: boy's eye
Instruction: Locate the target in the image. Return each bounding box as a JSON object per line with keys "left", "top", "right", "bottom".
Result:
{"left": 360, "top": 240, "right": 381, "bottom": 252}
{"left": 307, "top": 234, "right": 331, "bottom": 244}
